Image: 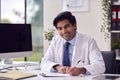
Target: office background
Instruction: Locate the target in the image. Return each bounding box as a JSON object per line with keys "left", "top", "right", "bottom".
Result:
{"left": 0, "top": 0, "right": 120, "bottom": 74}
{"left": 0, "top": 0, "right": 117, "bottom": 61}
{"left": 44, "top": 0, "right": 110, "bottom": 53}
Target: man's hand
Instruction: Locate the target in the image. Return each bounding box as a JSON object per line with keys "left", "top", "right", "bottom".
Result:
{"left": 53, "top": 65, "right": 70, "bottom": 74}
{"left": 67, "top": 67, "right": 86, "bottom": 76}
{"left": 53, "top": 65, "right": 86, "bottom": 76}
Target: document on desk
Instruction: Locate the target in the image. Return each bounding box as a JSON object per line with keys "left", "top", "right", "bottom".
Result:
{"left": 39, "top": 71, "right": 70, "bottom": 77}
{"left": 0, "top": 70, "right": 37, "bottom": 80}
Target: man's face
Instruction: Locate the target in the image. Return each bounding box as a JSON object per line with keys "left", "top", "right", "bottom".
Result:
{"left": 56, "top": 19, "right": 77, "bottom": 41}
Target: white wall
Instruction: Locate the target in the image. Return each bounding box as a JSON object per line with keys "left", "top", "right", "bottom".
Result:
{"left": 113, "top": 0, "right": 120, "bottom": 5}
{"left": 43, "top": 0, "right": 110, "bottom": 53}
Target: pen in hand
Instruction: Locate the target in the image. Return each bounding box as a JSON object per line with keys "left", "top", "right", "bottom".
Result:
{"left": 76, "top": 60, "right": 81, "bottom": 65}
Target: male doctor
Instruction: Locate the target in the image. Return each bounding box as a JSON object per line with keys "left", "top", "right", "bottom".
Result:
{"left": 40, "top": 11, "right": 105, "bottom": 76}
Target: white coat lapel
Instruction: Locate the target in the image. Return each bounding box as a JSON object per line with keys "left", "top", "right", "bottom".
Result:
{"left": 56, "top": 38, "right": 64, "bottom": 65}
{"left": 71, "top": 33, "right": 79, "bottom": 66}
{"left": 71, "top": 33, "right": 84, "bottom": 66}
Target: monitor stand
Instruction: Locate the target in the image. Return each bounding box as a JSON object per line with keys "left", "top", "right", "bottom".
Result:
{"left": 0, "top": 58, "right": 13, "bottom": 72}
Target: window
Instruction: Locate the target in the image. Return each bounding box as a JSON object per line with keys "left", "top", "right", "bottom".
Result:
{"left": 1, "top": 0, "right": 25, "bottom": 23}
{"left": 0, "top": 0, "right": 43, "bottom": 62}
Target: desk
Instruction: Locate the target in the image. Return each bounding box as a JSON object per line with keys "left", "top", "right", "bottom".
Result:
{"left": 23, "top": 70, "right": 93, "bottom": 80}
{"left": 18, "top": 64, "right": 92, "bottom": 80}
{"left": 23, "top": 69, "right": 120, "bottom": 80}
{"left": 1, "top": 62, "right": 120, "bottom": 80}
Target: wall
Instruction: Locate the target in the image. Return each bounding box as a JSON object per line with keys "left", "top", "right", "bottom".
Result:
{"left": 43, "top": 0, "right": 110, "bottom": 53}
{"left": 113, "top": 0, "right": 120, "bottom": 5}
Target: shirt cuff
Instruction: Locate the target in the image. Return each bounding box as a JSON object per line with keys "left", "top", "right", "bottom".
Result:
{"left": 50, "top": 64, "right": 59, "bottom": 72}
{"left": 85, "top": 70, "right": 91, "bottom": 75}
{"left": 50, "top": 67, "right": 57, "bottom": 72}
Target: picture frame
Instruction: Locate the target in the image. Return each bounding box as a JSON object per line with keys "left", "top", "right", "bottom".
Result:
{"left": 114, "top": 0, "right": 118, "bottom": 2}
{"left": 63, "top": 0, "right": 89, "bottom": 12}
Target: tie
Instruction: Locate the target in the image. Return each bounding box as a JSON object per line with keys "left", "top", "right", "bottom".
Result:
{"left": 62, "top": 42, "right": 71, "bottom": 66}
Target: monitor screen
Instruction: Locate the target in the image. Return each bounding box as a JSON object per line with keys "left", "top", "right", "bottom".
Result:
{"left": 0, "top": 23, "right": 32, "bottom": 58}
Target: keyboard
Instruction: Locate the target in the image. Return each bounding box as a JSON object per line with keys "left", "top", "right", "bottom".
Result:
{"left": 0, "top": 62, "right": 39, "bottom": 71}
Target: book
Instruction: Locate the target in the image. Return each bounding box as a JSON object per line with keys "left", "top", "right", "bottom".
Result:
{"left": 0, "top": 70, "right": 37, "bottom": 80}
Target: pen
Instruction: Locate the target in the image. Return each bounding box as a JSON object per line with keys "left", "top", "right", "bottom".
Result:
{"left": 76, "top": 60, "right": 81, "bottom": 65}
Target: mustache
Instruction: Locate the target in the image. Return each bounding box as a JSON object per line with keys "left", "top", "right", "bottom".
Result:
{"left": 63, "top": 32, "right": 69, "bottom": 34}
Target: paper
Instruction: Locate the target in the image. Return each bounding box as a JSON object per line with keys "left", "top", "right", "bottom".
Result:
{"left": 39, "top": 71, "right": 70, "bottom": 77}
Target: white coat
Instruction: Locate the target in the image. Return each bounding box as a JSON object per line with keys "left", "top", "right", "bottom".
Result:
{"left": 40, "top": 32, "right": 105, "bottom": 75}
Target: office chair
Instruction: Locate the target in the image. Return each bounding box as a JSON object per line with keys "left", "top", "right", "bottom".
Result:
{"left": 101, "top": 51, "right": 116, "bottom": 74}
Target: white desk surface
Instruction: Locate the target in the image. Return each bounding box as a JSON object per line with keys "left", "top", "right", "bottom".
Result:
{"left": 23, "top": 69, "right": 120, "bottom": 80}
{"left": 19, "top": 64, "right": 93, "bottom": 80}
{"left": 1, "top": 62, "right": 120, "bottom": 80}
{"left": 23, "top": 70, "right": 93, "bottom": 80}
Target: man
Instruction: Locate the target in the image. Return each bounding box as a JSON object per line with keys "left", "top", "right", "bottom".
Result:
{"left": 40, "top": 11, "right": 105, "bottom": 76}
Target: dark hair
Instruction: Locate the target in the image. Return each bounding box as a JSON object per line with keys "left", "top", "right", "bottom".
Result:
{"left": 53, "top": 11, "right": 76, "bottom": 28}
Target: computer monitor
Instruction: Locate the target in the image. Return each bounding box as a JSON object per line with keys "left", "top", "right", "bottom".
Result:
{"left": 0, "top": 23, "right": 32, "bottom": 59}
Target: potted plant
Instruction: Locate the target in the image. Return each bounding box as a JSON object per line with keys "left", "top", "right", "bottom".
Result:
{"left": 44, "top": 28, "right": 55, "bottom": 42}
{"left": 101, "top": 0, "right": 112, "bottom": 40}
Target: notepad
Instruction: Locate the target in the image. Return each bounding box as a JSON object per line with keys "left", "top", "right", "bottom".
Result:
{"left": 39, "top": 71, "right": 70, "bottom": 77}
{"left": 0, "top": 70, "right": 37, "bottom": 80}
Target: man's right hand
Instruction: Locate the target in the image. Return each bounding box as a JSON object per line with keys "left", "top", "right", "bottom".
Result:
{"left": 53, "top": 65, "right": 70, "bottom": 74}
